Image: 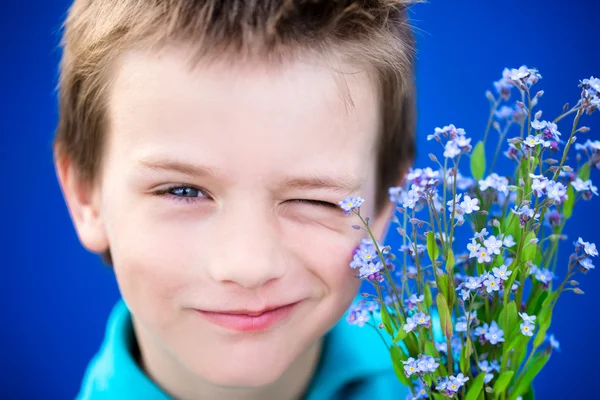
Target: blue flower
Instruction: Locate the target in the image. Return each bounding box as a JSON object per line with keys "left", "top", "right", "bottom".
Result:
{"left": 476, "top": 248, "right": 493, "bottom": 264}
{"left": 413, "top": 312, "right": 431, "bottom": 327}
{"left": 474, "top": 322, "right": 489, "bottom": 337}
{"left": 483, "top": 276, "right": 501, "bottom": 293}
{"left": 520, "top": 322, "right": 535, "bottom": 336}
{"left": 485, "top": 321, "right": 504, "bottom": 345}
{"left": 358, "top": 261, "right": 384, "bottom": 280}
{"left": 459, "top": 288, "right": 471, "bottom": 301}
{"left": 403, "top": 317, "right": 417, "bottom": 333}
{"left": 534, "top": 268, "right": 555, "bottom": 285}
{"left": 484, "top": 235, "right": 503, "bottom": 255}
{"left": 418, "top": 355, "right": 440, "bottom": 373}
{"left": 464, "top": 276, "right": 482, "bottom": 290}
{"left": 474, "top": 228, "right": 489, "bottom": 239}
{"left": 409, "top": 379, "right": 429, "bottom": 399}
{"left": 405, "top": 294, "right": 425, "bottom": 310}
{"left": 502, "top": 234, "right": 516, "bottom": 247}
{"left": 548, "top": 334, "right": 560, "bottom": 351}
{"left": 402, "top": 357, "right": 419, "bottom": 377}
{"left": 492, "top": 265, "right": 512, "bottom": 281}
{"left": 576, "top": 237, "right": 599, "bottom": 257}
{"left": 460, "top": 195, "right": 480, "bottom": 214}
{"left": 338, "top": 196, "right": 364, "bottom": 213}
{"left": 479, "top": 174, "right": 509, "bottom": 196}
{"left": 546, "top": 181, "right": 567, "bottom": 203}
{"left": 346, "top": 309, "right": 369, "bottom": 327}
{"left": 518, "top": 312, "right": 536, "bottom": 324}
{"left": 580, "top": 258, "right": 595, "bottom": 270}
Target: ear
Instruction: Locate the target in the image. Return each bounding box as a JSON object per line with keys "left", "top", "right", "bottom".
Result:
{"left": 54, "top": 154, "right": 109, "bottom": 254}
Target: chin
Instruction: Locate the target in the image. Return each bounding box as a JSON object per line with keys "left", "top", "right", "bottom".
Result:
{"left": 193, "top": 358, "right": 288, "bottom": 388}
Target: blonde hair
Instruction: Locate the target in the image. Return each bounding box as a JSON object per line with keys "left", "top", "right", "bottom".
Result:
{"left": 54, "top": 0, "right": 419, "bottom": 265}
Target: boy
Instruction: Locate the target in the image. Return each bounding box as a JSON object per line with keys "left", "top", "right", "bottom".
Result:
{"left": 53, "top": 1, "right": 418, "bottom": 399}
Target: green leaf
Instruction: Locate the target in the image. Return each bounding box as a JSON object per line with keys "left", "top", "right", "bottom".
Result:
{"left": 424, "top": 283, "right": 433, "bottom": 310}
{"left": 390, "top": 345, "right": 413, "bottom": 387}
{"left": 499, "top": 301, "right": 517, "bottom": 335}
{"left": 471, "top": 141, "right": 486, "bottom": 181}
{"left": 579, "top": 162, "right": 591, "bottom": 181}
{"left": 460, "top": 337, "right": 473, "bottom": 375}
{"left": 438, "top": 273, "right": 449, "bottom": 300}
{"left": 446, "top": 248, "right": 456, "bottom": 271}
{"left": 510, "top": 354, "right": 550, "bottom": 399}
{"left": 427, "top": 231, "right": 440, "bottom": 261}
{"left": 436, "top": 293, "right": 453, "bottom": 338}
{"left": 380, "top": 306, "right": 395, "bottom": 336}
{"left": 563, "top": 185, "right": 575, "bottom": 220}
{"left": 494, "top": 371, "right": 514, "bottom": 394}
{"left": 534, "top": 311, "right": 553, "bottom": 348}
{"left": 394, "top": 327, "right": 407, "bottom": 343}
{"left": 465, "top": 372, "right": 486, "bottom": 400}
{"left": 522, "top": 231, "right": 538, "bottom": 263}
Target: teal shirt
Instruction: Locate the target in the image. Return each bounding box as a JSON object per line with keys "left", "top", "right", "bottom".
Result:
{"left": 77, "top": 299, "right": 409, "bottom": 400}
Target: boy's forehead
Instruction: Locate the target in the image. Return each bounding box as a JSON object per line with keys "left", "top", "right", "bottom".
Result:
{"left": 106, "top": 45, "right": 381, "bottom": 186}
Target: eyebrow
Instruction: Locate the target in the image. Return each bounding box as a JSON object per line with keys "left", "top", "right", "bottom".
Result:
{"left": 136, "top": 157, "right": 362, "bottom": 194}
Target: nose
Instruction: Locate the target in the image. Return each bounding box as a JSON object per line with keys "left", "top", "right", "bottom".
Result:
{"left": 205, "top": 199, "right": 288, "bottom": 289}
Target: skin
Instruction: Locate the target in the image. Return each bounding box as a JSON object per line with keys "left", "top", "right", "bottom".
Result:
{"left": 56, "top": 44, "right": 403, "bottom": 400}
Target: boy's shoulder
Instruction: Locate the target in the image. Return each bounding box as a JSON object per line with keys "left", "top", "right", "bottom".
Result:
{"left": 76, "top": 299, "right": 409, "bottom": 400}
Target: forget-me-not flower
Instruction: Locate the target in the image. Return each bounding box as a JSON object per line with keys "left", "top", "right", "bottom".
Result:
{"left": 339, "top": 196, "right": 364, "bottom": 213}
{"left": 485, "top": 321, "right": 504, "bottom": 345}
{"left": 492, "top": 265, "right": 512, "bottom": 281}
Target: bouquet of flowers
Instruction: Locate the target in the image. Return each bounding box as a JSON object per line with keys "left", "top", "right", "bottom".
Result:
{"left": 341, "top": 67, "right": 599, "bottom": 399}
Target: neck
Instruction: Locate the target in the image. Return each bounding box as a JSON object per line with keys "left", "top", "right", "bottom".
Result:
{"left": 132, "top": 319, "right": 323, "bottom": 400}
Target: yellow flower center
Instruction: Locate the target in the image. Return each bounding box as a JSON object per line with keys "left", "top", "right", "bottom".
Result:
{"left": 419, "top": 318, "right": 425, "bottom": 323}
{"left": 490, "top": 282, "right": 495, "bottom": 286}
{"left": 451, "top": 384, "right": 457, "bottom": 390}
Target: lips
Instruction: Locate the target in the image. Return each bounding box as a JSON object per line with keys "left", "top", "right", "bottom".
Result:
{"left": 195, "top": 301, "right": 301, "bottom": 332}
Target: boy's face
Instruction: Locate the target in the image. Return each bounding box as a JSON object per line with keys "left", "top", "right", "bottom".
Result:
{"left": 60, "top": 45, "right": 398, "bottom": 388}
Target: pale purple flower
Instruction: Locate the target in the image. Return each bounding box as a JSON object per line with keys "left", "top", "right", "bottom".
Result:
{"left": 346, "top": 309, "right": 370, "bottom": 327}
{"left": 402, "top": 190, "right": 420, "bottom": 209}
{"left": 403, "top": 317, "right": 417, "bottom": 333}
{"left": 577, "top": 237, "right": 599, "bottom": 256}
{"left": 479, "top": 173, "right": 510, "bottom": 196}
{"left": 484, "top": 236, "right": 503, "bottom": 255}
{"left": 495, "top": 105, "right": 516, "bottom": 120}
{"left": 474, "top": 322, "right": 489, "bottom": 337}
{"left": 464, "top": 276, "right": 481, "bottom": 290}
{"left": 485, "top": 321, "right": 505, "bottom": 345}
{"left": 358, "top": 261, "right": 384, "bottom": 280}
{"left": 405, "top": 294, "right": 425, "bottom": 310}
{"left": 519, "top": 312, "right": 536, "bottom": 324}
{"left": 403, "top": 357, "right": 419, "bottom": 377}
{"left": 414, "top": 312, "right": 431, "bottom": 327}
{"left": 476, "top": 247, "right": 493, "bottom": 264}
{"left": 467, "top": 240, "right": 481, "bottom": 258}
{"left": 459, "top": 288, "right": 470, "bottom": 301}
{"left": 460, "top": 195, "right": 480, "bottom": 214}
{"left": 530, "top": 174, "right": 549, "bottom": 197}
{"left": 483, "top": 276, "right": 501, "bottom": 293}
{"left": 474, "top": 228, "right": 489, "bottom": 239}
{"left": 492, "top": 265, "right": 512, "bottom": 281}
{"left": 546, "top": 181, "right": 567, "bottom": 203}
{"left": 549, "top": 334, "right": 560, "bottom": 350}
{"left": 418, "top": 355, "right": 440, "bottom": 373}
{"left": 580, "top": 258, "right": 595, "bottom": 270}
{"left": 571, "top": 178, "right": 599, "bottom": 196}
{"left": 534, "top": 268, "right": 555, "bottom": 285}
{"left": 524, "top": 135, "right": 544, "bottom": 148}
{"left": 444, "top": 141, "right": 461, "bottom": 158}
{"left": 339, "top": 196, "right": 364, "bottom": 213}
{"left": 520, "top": 322, "right": 535, "bottom": 336}
{"left": 502, "top": 234, "right": 516, "bottom": 247}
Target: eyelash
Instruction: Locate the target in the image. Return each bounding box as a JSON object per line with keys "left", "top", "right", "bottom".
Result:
{"left": 152, "top": 185, "right": 339, "bottom": 209}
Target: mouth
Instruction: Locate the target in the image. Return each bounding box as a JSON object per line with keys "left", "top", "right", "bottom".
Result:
{"left": 194, "top": 301, "right": 301, "bottom": 332}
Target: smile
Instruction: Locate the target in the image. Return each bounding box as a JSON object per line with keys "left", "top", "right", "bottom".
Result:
{"left": 194, "top": 301, "right": 301, "bottom": 332}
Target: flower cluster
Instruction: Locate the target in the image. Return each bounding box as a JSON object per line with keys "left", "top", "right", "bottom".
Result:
{"left": 342, "top": 66, "right": 597, "bottom": 399}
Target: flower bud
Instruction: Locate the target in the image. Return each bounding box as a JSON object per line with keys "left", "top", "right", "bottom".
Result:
{"left": 573, "top": 288, "right": 585, "bottom": 295}
{"left": 397, "top": 227, "right": 406, "bottom": 236}
{"left": 529, "top": 238, "right": 539, "bottom": 245}
{"left": 569, "top": 280, "right": 580, "bottom": 286}
{"left": 535, "top": 110, "right": 543, "bottom": 120}
{"left": 578, "top": 126, "right": 591, "bottom": 133}
{"left": 535, "top": 90, "right": 544, "bottom": 98}
{"left": 563, "top": 103, "right": 570, "bottom": 112}
{"left": 352, "top": 225, "right": 361, "bottom": 230}
{"left": 570, "top": 136, "right": 578, "bottom": 144}
{"left": 486, "top": 90, "right": 495, "bottom": 102}
{"left": 480, "top": 210, "right": 489, "bottom": 216}
{"left": 429, "top": 153, "right": 439, "bottom": 163}
{"left": 492, "top": 219, "right": 501, "bottom": 228}
{"left": 378, "top": 322, "right": 385, "bottom": 329}
{"left": 562, "top": 165, "right": 574, "bottom": 172}
{"left": 517, "top": 101, "right": 526, "bottom": 108}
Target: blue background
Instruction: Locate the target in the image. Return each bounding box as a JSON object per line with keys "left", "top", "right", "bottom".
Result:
{"left": 1, "top": 0, "right": 598, "bottom": 398}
